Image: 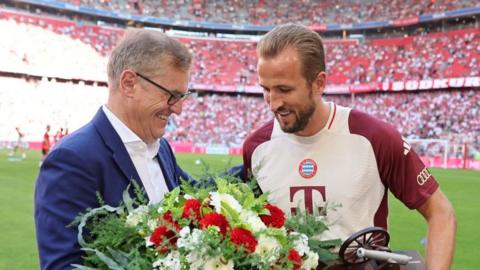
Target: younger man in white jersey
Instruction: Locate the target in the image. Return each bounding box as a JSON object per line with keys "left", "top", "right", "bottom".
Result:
{"left": 242, "top": 23, "right": 456, "bottom": 270}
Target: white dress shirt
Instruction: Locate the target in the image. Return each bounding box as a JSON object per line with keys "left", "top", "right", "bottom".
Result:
{"left": 102, "top": 105, "right": 169, "bottom": 204}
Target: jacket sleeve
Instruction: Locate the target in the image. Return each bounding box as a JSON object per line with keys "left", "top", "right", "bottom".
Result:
{"left": 35, "top": 148, "right": 99, "bottom": 270}
{"left": 224, "top": 164, "right": 245, "bottom": 180}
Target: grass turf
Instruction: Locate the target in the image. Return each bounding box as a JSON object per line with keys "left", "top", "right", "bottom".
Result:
{"left": 0, "top": 150, "right": 477, "bottom": 269}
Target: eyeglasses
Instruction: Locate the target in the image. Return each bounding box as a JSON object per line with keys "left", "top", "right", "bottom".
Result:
{"left": 135, "top": 72, "right": 192, "bottom": 105}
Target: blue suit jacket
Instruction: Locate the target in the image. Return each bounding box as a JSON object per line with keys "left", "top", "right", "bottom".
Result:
{"left": 34, "top": 108, "right": 189, "bottom": 270}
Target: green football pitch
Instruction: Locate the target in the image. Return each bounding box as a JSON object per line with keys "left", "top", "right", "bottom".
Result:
{"left": 0, "top": 150, "right": 478, "bottom": 269}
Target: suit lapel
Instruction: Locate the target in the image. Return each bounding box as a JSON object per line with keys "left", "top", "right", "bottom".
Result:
{"left": 112, "top": 151, "right": 142, "bottom": 185}
{"left": 156, "top": 150, "right": 175, "bottom": 191}
{"left": 92, "top": 108, "right": 142, "bottom": 187}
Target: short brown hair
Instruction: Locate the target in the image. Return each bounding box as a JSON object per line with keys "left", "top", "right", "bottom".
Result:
{"left": 257, "top": 23, "right": 325, "bottom": 84}
{"left": 107, "top": 28, "right": 192, "bottom": 89}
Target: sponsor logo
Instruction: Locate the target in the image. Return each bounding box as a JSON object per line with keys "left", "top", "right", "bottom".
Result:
{"left": 417, "top": 167, "right": 432, "bottom": 185}
{"left": 298, "top": 159, "right": 318, "bottom": 179}
{"left": 290, "top": 186, "right": 326, "bottom": 215}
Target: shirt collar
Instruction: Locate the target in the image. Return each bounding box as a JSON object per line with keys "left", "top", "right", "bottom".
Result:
{"left": 102, "top": 105, "right": 160, "bottom": 158}
{"left": 146, "top": 141, "right": 160, "bottom": 159}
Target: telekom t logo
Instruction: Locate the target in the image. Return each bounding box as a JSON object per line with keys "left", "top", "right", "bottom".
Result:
{"left": 289, "top": 186, "right": 326, "bottom": 215}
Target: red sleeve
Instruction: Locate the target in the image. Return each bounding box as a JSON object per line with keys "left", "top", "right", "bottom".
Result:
{"left": 349, "top": 110, "right": 438, "bottom": 209}
{"left": 242, "top": 120, "right": 274, "bottom": 179}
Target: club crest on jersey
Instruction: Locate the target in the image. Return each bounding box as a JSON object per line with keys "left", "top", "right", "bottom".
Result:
{"left": 298, "top": 159, "right": 317, "bottom": 179}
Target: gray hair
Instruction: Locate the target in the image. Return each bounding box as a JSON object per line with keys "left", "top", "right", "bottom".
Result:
{"left": 107, "top": 28, "right": 192, "bottom": 89}
{"left": 257, "top": 23, "right": 325, "bottom": 85}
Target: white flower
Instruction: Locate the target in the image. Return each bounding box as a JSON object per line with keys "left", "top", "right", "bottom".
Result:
{"left": 145, "top": 236, "right": 154, "bottom": 247}
{"left": 152, "top": 251, "right": 182, "bottom": 270}
{"left": 239, "top": 210, "right": 266, "bottom": 232}
{"left": 147, "top": 219, "right": 158, "bottom": 231}
{"left": 204, "top": 256, "right": 234, "bottom": 270}
{"left": 179, "top": 226, "right": 191, "bottom": 238}
{"left": 186, "top": 252, "right": 204, "bottom": 270}
{"left": 290, "top": 232, "right": 310, "bottom": 256}
{"left": 125, "top": 205, "right": 149, "bottom": 227}
{"left": 190, "top": 228, "right": 204, "bottom": 246}
{"left": 180, "top": 228, "right": 227, "bottom": 270}
{"left": 177, "top": 228, "right": 203, "bottom": 250}
{"left": 209, "top": 192, "right": 243, "bottom": 214}
{"left": 254, "top": 235, "right": 281, "bottom": 264}
{"left": 301, "top": 250, "right": 319, "bottom": 269}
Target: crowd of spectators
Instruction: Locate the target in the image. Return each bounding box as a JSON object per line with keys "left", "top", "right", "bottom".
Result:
{"left": 163, "top": 89, "right": 480, "bottom": 147}
{"left": 165, "top": 94, "right": 270, "bottom": 146}
{"left": 0, "top": 9, "right": 123, "bottom": 56}
{"left": 1, "top": 9, "right": 479, "bottom": 87}
{"left": 0, "top": 9, "right": 478, "bottom": 151}
{"left": 0, "top": 10, "right": 113, "bottom": 81}
{"left": 60, "top": 0, "right": 478, "bottom": 25}
{"left": 0, "top": 75, "right": 478, "bottom": 155}
{"left": 181, "top": 30, "right": 480, "bottom": 86}
{"left": 328, "top": 90, "right": 480, "bottom": 146}
{"left": 181, "top": 37, "right": 258, "bottom": 87}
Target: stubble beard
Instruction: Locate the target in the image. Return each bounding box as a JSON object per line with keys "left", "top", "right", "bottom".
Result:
{"left": 278, "top": 92, "right": 316, "bottom": 134}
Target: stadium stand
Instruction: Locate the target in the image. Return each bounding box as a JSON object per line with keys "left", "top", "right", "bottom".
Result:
{"left": 0, "top": 76, "right": 107, "bottom": 146}
{"left": 0, "top": 3, "right": 478, "bottom": 167}
{"left": 1, "top": 9, "right": 479, "bottom": 86}
{"left": 1, "top": 75, "right": 477, "bottom": 148}
{"left": 165, "top": 90, "right": 480, "bottom": 147}
{"left": 58, "top": 0, "right": 478, "bottom": 25}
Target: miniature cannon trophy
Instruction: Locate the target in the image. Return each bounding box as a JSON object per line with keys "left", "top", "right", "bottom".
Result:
{"left": 321, "top": 227, "right": 425, "bottom": 270}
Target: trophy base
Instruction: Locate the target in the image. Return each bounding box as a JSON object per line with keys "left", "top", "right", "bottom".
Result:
{"left": 319, "top": 250, "right": 424, "bottom": 270}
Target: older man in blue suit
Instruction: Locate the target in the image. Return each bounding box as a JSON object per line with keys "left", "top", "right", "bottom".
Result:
{"left": 35, "top": 29, "right": 193, "bottom": 269}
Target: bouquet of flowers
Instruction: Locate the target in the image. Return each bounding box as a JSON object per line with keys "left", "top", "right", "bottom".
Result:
{"left": 72, "top": 177, "right": 339, "bottom": 270}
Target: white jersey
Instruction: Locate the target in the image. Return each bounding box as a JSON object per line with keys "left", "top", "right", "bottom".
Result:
{"left": 243, "top": 103, "right": 438, "bottom": 241}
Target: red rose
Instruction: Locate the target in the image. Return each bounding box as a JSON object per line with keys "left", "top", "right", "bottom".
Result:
{"left": 182, "top": 199, "right": 202, "bottom": 221}
{"left": 163, "top": 211, "right": 181, "bottom": 231}
{"left": 150, "top": 225, "right": 177, "bottom": 253}
{"left": 199, "top": 212, "right": 230, "bottom": 236}
{"left": 259, "top": 204, "right": 286, "bottom": 228}
{"left": 230, "top": 227, "right": 257, "bottom": 253}
{"left": 288, "top": 249, "right": 302, "bottom": 270}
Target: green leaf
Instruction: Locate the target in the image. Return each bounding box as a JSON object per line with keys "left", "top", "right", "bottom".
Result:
{"left": 228, "top": 184, "right": 244, "bottom": 203}
{"left": 311, "top": 238, "right": 341, "bottom": 249}
{"left": 71, "top": 264, "right": 98, "bottom": 270}
{"left": 82, "top": 248, "right": 125, "bottom": 270}
{"left": 180, "top": 180, "right": 196, "bottom": 196}
{"left": 220, "top": 201, "right": 240, "bottom": 223}
{"left": 196, "top": 188, "right": 210, "bottom": 200}
{"left": 256, "top": 193, "right": 269, "bottom": 204}
{"left": 76, "top": 205, "right": 122, "bottom": 247}
{"left": 131, "top": 181, "right": 148, "bottom": 205}
{"left": 96, "top": 191, "right": 105, "bottom": 206}
{"left": 264, "top": 228, "right": 288, "bottom": 247}
{"left": 106, "top": 247, "right": 132, "bottom": 269}
{"left": 216, "top": 178, "right": 229, "bottom": 193}
{"left": 159, "top": 187, "right": 181, "bottom": 217}
{"left": 242, "top": 193, "right": 255, "bottom": 209}
{"left": 201, "top": 206, "right": 213, "bottom": 216}
{"left": 316, "top": 247, "right": 339, "bottom": 262}
{"left": 122, "top": 183, "right": 134, "bottom": 214}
